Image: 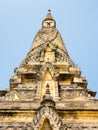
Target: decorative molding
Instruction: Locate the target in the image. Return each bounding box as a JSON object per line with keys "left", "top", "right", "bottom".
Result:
{"left": 32, "top": 99, "right": 63, "bottom": 130}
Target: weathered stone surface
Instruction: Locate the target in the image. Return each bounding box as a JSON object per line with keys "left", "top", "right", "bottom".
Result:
{"left": 0, "top": 10, "right": 98, "bottom": 129}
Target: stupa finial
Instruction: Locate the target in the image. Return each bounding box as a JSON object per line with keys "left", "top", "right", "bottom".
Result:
{"left": 45, "top": 9, "right": 53, "bottom": 20}
{"left": 48, "top": 9, "right": 51, "bottom": 13}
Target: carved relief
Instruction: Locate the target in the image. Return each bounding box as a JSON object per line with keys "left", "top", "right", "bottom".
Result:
{"left": 40, "top": 62, "right": 55, "bottom": 77}
{"left": 1, "top": 88, "right": 37, "bottom": 101}
{"left": 55, "top": 49, "right": 75, "bottom": 67}
{"left": 1, "top": 90, "right": 20, "bottom": 101}
{"left": 10, "top": 75, "right": 21, "bottom": 84}
{"left": 32, "top": 98, "right": 63, "bottom": 130}
{"left": 39, "top": 63, "right": 59, "bottom": 100}
{"left": 60, "top": 89, "right": 86, "bottom": 100}
{"left": 0, "top": 122, "right": 98, "bottom": 130}
{"left": 0, "top": 10, "right": 98, "bottom": 130}
{"left": 0, "top": 123, "right": 34, "bottom": 130}
{"left": 39, "top": 28, "right": 58, "bottom": 42}
{"left": 40, "top": 69, "right": 55, "bottom": 99}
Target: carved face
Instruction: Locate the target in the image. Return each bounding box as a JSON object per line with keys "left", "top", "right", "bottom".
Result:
{"left": 43, "top": 20, "right": 55, "bottom": 27}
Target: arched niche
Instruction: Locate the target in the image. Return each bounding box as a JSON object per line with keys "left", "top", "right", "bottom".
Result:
{"left": 40, "top": 68, "right": 55, "bottom": 100}
{"left": 40, "top": 118, "right": 53, "bottom": 130}
{"left": 32, "top": 98, "right": 63, "bottom": 130}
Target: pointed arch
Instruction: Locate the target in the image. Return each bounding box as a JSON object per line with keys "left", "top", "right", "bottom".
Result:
{"left": 38, "top": 62, "right": 60, "bottom": 100}
{"left": 40, "top": 63, "right": 56, "bottom": 100}
{"left": 42, "top": 68, "right": 53, "bottom": 81}
{"left": 40, "top": 62, "right": 55, "bottom": 79}
{"left": 40, "top": 118, "right": 53, "bottom": 130}
{"left": 32, "top": 104, "right": 62, "bottom": 130}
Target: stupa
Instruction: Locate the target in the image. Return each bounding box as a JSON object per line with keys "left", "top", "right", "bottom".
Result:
{"left": 0, "top": 10, "right": 98, "bottom": 130}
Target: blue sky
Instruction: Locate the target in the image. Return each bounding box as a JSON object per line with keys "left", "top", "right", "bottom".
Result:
{"left": 0, "top": 0, "right": 98, "bottom": 97}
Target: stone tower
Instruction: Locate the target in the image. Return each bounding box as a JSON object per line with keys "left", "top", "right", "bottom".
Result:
{"left": 0, "top": 10, "right": 98, "bottom": 130}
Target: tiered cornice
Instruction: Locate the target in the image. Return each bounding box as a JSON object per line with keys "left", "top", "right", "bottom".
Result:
{"left": 1, "top": 10, "right": 96, "bottom": 102}
{"left": 0, "top": 10, "right": 98, "bottom": 130}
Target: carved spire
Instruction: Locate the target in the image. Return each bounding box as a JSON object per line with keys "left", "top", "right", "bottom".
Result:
{"left": 29, "top": 10, "right": 68, "bottom": 53}
{"left": 42, "top": 10, "right": 56, "bottom": 28}
{"left": 44, "top": 10, "right": 53, "bottom": 20}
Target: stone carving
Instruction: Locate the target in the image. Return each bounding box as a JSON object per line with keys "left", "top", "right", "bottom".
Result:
{"left": 60, "top": 89, "right": 86, "bottom": 100}
{"left": 1, "top": 90, "right": 19, "bottom": 101}
{"left": 39, "top": 28, "right": 58, "bottom": 42}
{"left": 32, "top": 98, "right": 63, "bottom": 130}
{"left": 25, "top": 123, "right": 33, "bottom": 130}
{"left": 0, "top": 123, "right": 34, "bottom": 130}
{"left": 0, "top": 122, "right": 97, "bottom": 130}
{"left": 63, "top": 123, "right": 98, "bottom": 130}
{"left": 10, "top": 75, "right": 21, "bottom": 84}
{"left": 40, "top": 62, "right": 55, "bottom": 77}
{"left": 14, "top": 67, "right": 27, "bottom": 75}
{"left": 0, "top": 10, "right": 98, "bottom": 130}
{"left": 55, "top": 49, "right": 75, "bottom": 67}
{"left": 15, "top": 83, "right": 37, "bottom": 90}
{"left": 1, "top": 88, "right": 37, "bottom": 101}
